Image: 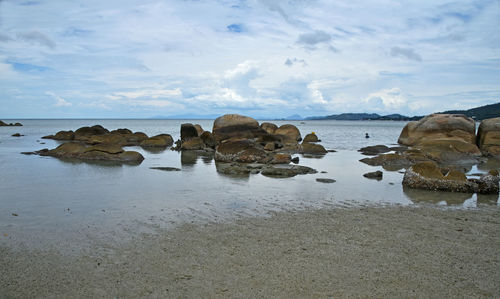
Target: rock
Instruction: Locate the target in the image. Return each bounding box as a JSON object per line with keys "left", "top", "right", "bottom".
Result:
{"left": 264, "top": 142, "right": 275, "bottom": 151}
{"left": 21, "top": 149, "right": 49, "bottom": 155}
{"left": 42, "top": 130, "right": 75, "bottom": 140}
{"left": 181, "top": 123, "right": 199, "bottom": 141}
{"left": 358, "top": 145, "right": 390, "bottom": 156}
{"left": 359, "top": 153, "right": 412, "bottom": 171}
{"left": 0, "top": 120, "right": 22, "bottom": 126}
{"left": 300, "top": 143, "right": 327, "bottom": 155}
{"left": 110, "top": 128, "right": 132, "bottom": 135}
{"left": 200, "top": 131, "right": 216, "bottom": 148}
{"left": 194, "top": 124, "right": 204, "bottom": 136}
{"left": 291, "top": 156, "right": 299, "bottom": 164}
{"left": 477, "top": 117, "right": 500, "bottom": 156}
{"left": 11, "top": 133, "right": 22, "bottom": 137}
{"left": 398, "top": 114, "right": 476, "bottom": 146}
{"left": 215, "top": 139, "right": 269, "bottom": 163}
{"left": 260, "top": 122, "right": 278, "bottom": 134}
{"left": 124, "top": 132, "right": 149, "bottom": 145}
{"left": 74, "top": 125, "right": 109, "bottom": 141}
{"left": 274, "top": 124, "right": 302, "bottom": 144}
{"left": 39, "top": 142, "right": 144, "bottom": 163}
{"left": 88, "top": 133, "right": 127, "bottom": 146}
{"left": 303, "top": 133, "right": 319, "bottom": 143}
{"left": 150, "top": 167, "right": 181, "bottom": 171}
{"left": 260, "top": 165, "right": 318, "bottom": 178}
{"left": 215, "top": 162, "right": 263, "bottom": 175}
{"left": 181, "top": 137, "right": 206, "bottom": 150}
{"left": 402, "top": 161, "right": 497, "bottom": 194}
{"left": 414, "top": 139, "right": 481, "bottom": 164}
{"left": 363, "top": 171, "right": 383, "bottom": 180}
{"left": 212, "top": 114, "right": 263, "bottom": 142}
{"left": 269, "top": 153, "right": 292, "bottom": 164}
{"left": 316, "top": 178, "right": 336, "bottom": 183}
{"left": 140, "top": 134, "right": 174, "bottom": 148}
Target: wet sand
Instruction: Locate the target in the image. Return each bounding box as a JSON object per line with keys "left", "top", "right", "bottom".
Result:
{"left": 1, "top": 205, "right": 499, "bottom": 298}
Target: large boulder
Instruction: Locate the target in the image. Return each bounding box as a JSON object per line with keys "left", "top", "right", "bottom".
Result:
{"left": 477, "top": 117, "right": 500, "bottom": 156}
{"left": 302, "top": 133, "right": 319, "bottom": 143}
{"left": 398, "top": 114, "right": 476, "bottom": 146}
{"left": 300, "top": 143, "right": 327, "bottom": 155}
{"left": 212, "top": 114, "right": 263, "bottom": 142}
{"left": 181, "top": 123, "right": 199, "bottom": 141}
{"left": 260, "top": 122, "right": 278, "bottom": 134}
{"left": 402, "top": 161, "right": 498, "bottom": 194}
{"left": 274, "top": 124, "right": 301, "bottom": 144}
{"left": 194, "top": 124, "right": 204, "bottom": 137}
{"left": 181, "top": 137, "right": 206, "bottom": 150}
{"left": 200, "top": 131, "right": 216, "bottom": 148}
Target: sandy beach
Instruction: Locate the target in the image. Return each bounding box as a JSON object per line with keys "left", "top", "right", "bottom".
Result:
{"left": 1, "top": 204, "right": 499, "bottom": 298}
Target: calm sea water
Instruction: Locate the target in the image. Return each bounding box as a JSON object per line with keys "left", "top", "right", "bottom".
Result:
{"left": 0, "top": 119, "right": 498, "bottom": 251}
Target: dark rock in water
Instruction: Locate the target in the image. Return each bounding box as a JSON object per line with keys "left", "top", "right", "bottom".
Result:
{"left": 74, "top": 125, "right": 109, "bottom": 141}
{"left": 140, "top": 134, "right": 174, "bottom": 148}
{"left": 260, "top": 122, "right": 278, "bottom": 134}
{"left": 39, "top": 142, "right": 144, "bottom": 164}
{"left": 300, "top": 143, "right": 327, "bottom": 155}
{"left": 274, "top": 124, "right": 302, "bottom": 144}
{"left": 215, "top": 162, "right": 263, "bottom": 175}
{"left": 402, "top": 161, "right": 499, "bottom": 194}
{"left": 358, "top": 145, "right": 390, "bottom": 156}
{"left": 11, "top": 133, "right": 23, "bottom": 137}
{"left": 269, "top": 153, "right": 292, "bottom": 164}
{"left": 327, "top": 149, "right": 337, "bottom": 153}
{"left": 21, "top": 149, "right": 48, "bottom": 155}
{"left": 200, "top": 131, "right": 216, "bottom": 148}
{"left": 215, "top": 139, "right": 268, "bottom": 163}
{"left": 150, "top": 167, "right": 181, "bottom": 171}
{"left": 363, "top": 170, "right": 383, "bottom": 180}
{"left": 181, "top": 123, "right": 199, "bottom": 141}
{"left": 260, "top": 164, "right": 317, "bottom": 178}
{"left": 194, "top": 124, "right": 204, "bottom": 137}
{"left": 110, "top": 128, "right": 132, "bottom": 135}
{"left": 303, "top": 133, "right": 319, "bottom": 143}
{"left": 212, "top": 114, "right": 264, "bottom": 142}
{"left": 316, "top": 178, "right": 336, "bottom": 183}
{"left": 181, "top": 137, "right": 205, "bottom": 150}
{"left": 0, "top": 120, "right": 22, "bottom": 126}
{"left": 291, "top": 156, "right": 299, "bottom": 164}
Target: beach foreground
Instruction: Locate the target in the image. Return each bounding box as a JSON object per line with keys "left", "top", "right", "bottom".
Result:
{"left": 1, "top": 205, "right": 499, "bottom": 298}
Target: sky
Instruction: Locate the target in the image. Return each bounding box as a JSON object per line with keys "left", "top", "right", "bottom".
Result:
{"left": 0, "top": 0, "right": 499, "bottom": 119}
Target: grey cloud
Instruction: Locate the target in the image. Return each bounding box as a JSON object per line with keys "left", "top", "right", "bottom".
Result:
{"left": 17, "top": 31, "right": 56, "bottom": 49}
{"left": 0, "top": 32, "right": 12, "bottom": 42}
{"left": 284, "top": 58, "right": 307, "bottom": 67}
{"left": 390, "top": 47, "right": 422, "bottom": 62}
{"left": 297, "top": 30, "right": 331, "bottom": 45}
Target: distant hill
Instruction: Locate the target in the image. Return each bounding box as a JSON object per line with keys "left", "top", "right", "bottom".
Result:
{"left": 305, "top": 102, "right": 500, "bottom": 121}
{"left": 438, "top": 102, "right": 500, "bottom": 121}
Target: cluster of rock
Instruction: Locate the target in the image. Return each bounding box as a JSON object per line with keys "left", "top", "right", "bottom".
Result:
{"left": 37, "top": 125, "right": 175, "bottom": 163}
{"left": 0, "top": 120, "right": 22, "bottom": 126}
{"left": 42, "top": 125, "right": 173, "bottom": 149}
{"left": 359, "top": 113, "right": 500, "bottom": 194}
{"left": 175, "top": 114, "right": 327, "bottom": 176}
{"left": 402, "top": 161, "right": 498, "bottom": 194}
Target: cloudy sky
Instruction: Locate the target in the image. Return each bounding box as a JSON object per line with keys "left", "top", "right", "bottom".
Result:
{"left": 0, "top": 0, "right": 499, "bottom": 119}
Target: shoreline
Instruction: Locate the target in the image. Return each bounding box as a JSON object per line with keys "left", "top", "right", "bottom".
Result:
{"left": 1, "top": 204, "right": 499, "bottom": 298}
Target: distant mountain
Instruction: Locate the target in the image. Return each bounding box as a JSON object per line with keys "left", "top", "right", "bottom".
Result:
{"left": 304, "top": 102, "right": 500, "bottom": 121}
{"left": 438, "top": 102, "right": 500, "bottom": 121}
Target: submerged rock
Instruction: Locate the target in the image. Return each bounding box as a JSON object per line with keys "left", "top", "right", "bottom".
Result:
{"left": 150, "top": 167, "right": 181, "bottom": 171}
{"left": 260, "top": 164, "right": 317, "bottom": 178}
{"left": 316, "top": 178, "right": 336, "bottom": 183}
{"left": 358, "top": 145, "right": 391, "bottom": 156}
{"left": 360, "top": 153, "right": 412, "bottom": 171}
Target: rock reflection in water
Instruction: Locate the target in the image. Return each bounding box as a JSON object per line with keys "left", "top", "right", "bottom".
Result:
{"left": 181, "top": 150, "right": 214, "bottom": 166}
{"left": 402, "top": 186, "right": 472, "bottom": 205}
{"left": 477, "top": 193, "right": 499, "bottom": 205}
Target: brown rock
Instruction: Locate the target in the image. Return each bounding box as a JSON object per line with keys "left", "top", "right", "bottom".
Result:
{"left": 181, "top": 137, "right": 205, "bottom": 150}
{"left": 359, "top": 153, "right": 412, "bottom": 171}
{"left": 274, "top": 124, "right": 301, "bottom": 144}
{"left": 200, "top": 131, "right": 216, "bottom": 148}
{"left": 110, "top": 128, "right": 133, "bottom": 135}
{"left": 398, "top": 114, "right": 476, "bottom": 146}
{"left": 302, "top": 133, "right": 319, "bottom": 143}
{"left": 477, "top": 117, "right": 500, "bottom": 156}
{"left": 83, "top": 144, "right": 124, "bottom": 154}
{"left": 181, "top": 123, "right": 199, "bottom": 141}
{"left": 215, "top": 139, "right": 269, "bottom": 163}
{"left": 42, "top": 130, "right": 75, "bottom": 140}
{"left": 260, "top": 122, "right": 278, "bottom": 134}
{"left": 194, "top": 124, "right": 204, "bottom": 137}
{"left": 74, "top": 125, "right": 109, "bottom": 141}
{"left": 269, "top": 153, "right": 291, "bottom": 164}
{"left": 212, "top": 114, "right": 263, "bottom": 142}
{"left": 264, "top": 142, "right": 275, "bottom": 151}
{"left": 88, "top": 134, "right": 127, "bottom": 146}
{"left": 140, "top": 134, "right": 174, "bottom": 148}
{"left": 300, "top": 143, "right": 327, "bottom": 155}
{"left": 40, "top": 142, "right": 143, "bottom": 163}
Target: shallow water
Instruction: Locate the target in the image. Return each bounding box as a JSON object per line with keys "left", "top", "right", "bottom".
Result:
{"left": 0, "top": 119, "right": 498, "bottom": 251}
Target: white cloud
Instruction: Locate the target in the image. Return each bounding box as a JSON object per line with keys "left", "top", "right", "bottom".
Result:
{"left": 364, "top": 88, "right": 407, "bottom": 110}
{"left": 46, "top": 91, "right": 72, "bottom": 107}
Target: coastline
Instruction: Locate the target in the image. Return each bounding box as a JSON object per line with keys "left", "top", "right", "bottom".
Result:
{"left": 2, "top": 204, "right": 499, "bottom": 298}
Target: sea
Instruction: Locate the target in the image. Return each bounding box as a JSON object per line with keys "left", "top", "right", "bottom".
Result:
{"left": 0, "top": 119, "right": 498, "bottom": 252}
